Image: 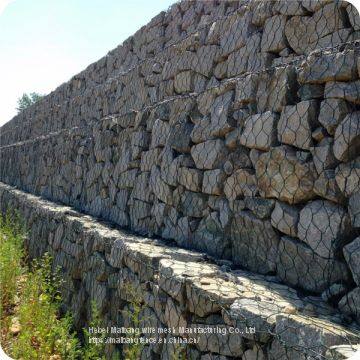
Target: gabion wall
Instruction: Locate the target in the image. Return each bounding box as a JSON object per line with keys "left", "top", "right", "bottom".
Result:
{"left": 1, "top": 1, "right": 360, "bottom": 358}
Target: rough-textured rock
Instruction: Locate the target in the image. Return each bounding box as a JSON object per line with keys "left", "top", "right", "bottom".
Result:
{"left": 343, "top": 237, "right": 360, "bottom": 286}
{"left": 297, "top": 200, "right": 350, "bottom": 259}
{"left": 277, "top": 100, "right": 319, "bottom": 150}
{"left": 314, "top": 169, "right": 346, "bottom": 204}
{"left": 333, "top": 112, "right": 360, "bottom": 162}
{"left": 349, "top": 192, "right": 360, "bottom": 228}
{"left": 271, "top": 201, "right": 299, "bottom": 237}
{"left": 224, "top": 169, "right": 258, "bottom": 201}
{"left": 240, "top": 112, "right": 279, "bottom": 151}
{"left": 325, "top": 80, "right": 360, "bottom": 104}
{"left": 191, "top": 140, "right": 228, "bottom": 170}
{"left": 261, "top": 15, "right": 287, "bottom": 53}
{"left": 339, "top": 287, "right": 360, "bottom": 323}
{"left": 255, "top": 146, "right": 317, "bottom": 204}
{"left": 202, "top": 169, "right": 226, "bottom": 195}
{"left": 178, "top": 167, "right": 203, "bottom": 192}
{"left": 230, "top": 211, "right": 279, "bottom": 274}
{"left": 312, "top": 137, "right": 339, "bottom": 174}
{"left": 210, "top": 91, "right": 234, "bottom": 137}
{"left": 335, "top": 157, "right": 360, "bottom": 198}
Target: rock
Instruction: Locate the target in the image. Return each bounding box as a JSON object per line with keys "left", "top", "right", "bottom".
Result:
{"left": 326, "top": 344, "right": 360, "bottom": 360}
{"left": 325, "top": 80, "right": 360, "bottom": 104}
{"left": 269, "top": 314, "right": 358, "bottom": 359}
{"left": 190, "top": 116, "right": 213, "bottom": 144}
{"left": 312, "top": 127, "right": 327, "bottom": 142}
{"left": 257, "top": 65, "right": 297, "bottom": 113}
{"left": 230, "top": 211, "right": 279, "bottom": 274}
{"left": 333, "top": 112, "right": 360, "bottom": 162}
{"left": 349, "top": 192, "right": 360, "bottom": 227}
{"left": 298, "top": 200, "right": 350, "bottom": 259}
{"left": 244, "top": 196, "right": 275, "bottom": 219}
{"left": 210, "top": 91, "right": 235, "bottom": 137}
{"left": 346, "top": 3, "right": 360, "bottom": 31}
{"left": 314, "top": 169, "right": 346, "bottom": 204}
{"left": 234, "top": 74, "right": 259, "bottom": 108}
{"left": 277, "top": 100, "right": 319, "bottom": 150}
{"left": 151, "top": 119, "right": 171, "bottom": 148}
{"left": 298, "top": 83, "right": 324, "bottom": 101}
{"left": 312, "top": 138, "right": 339, "bottom": 174}
{"left": 167, "top": 120, "right": 193, "bottom": 153}
{"left": 277, "top": 236, "right": 350, "bottom": 293}
{"left": 180, "top": 190, "right": 207, "bottom": 218}
{"left": 202, "top": 169, "right": 226, "bottom": 195}
{"left": 274, "top": 0, "right": 307, "bottom": 15}
{"left": 321, "top": 283, "right": 348, "bottom": 303}
{"left": 118, "top": 169, "right": 139, "bottom": 188}
{"left": 174, "top": 70, "right": 194, "bottom": 94}
{"left": 338, "top": 287, "right": 360, "bottom": 323}
{"left": 299, "top": 50, "right": 358, "bottom": 84}
{"left": 335, "top": 157, "right": 360, "bottom": 198}
{"left": 150, "top": 166, "right": 173, "bottom": 205}
{"left": 271, "top": 201, "right": 299, "bottom": 237}
{"left": 178, "top": 167, "right": 203, "bottom": 192}
{"left": 131, "top": 172, "right": 152, "bottom": 202}
{"left": 318, "top": 98, "right": 350, "bottom": 136}
{"left": 160, "top": 146, "right": 180, "bottom": 187}
{"left": 240, "top": 111, "right": 279, "bottom": 151}
{"left": 261, "top": 15, "right": 287, "bottom": 53}
{"left": 225, "top": 128, "right": 241, "bottom": 149}
{"left": 224, "top": 169, "right": 258, "bottom": 201}
{"left": 191, "top": 140, "right": 228, "bottom": 170}
{"left": 164, "top": 297, "right": 187, "bottom": 335}
{"left": 285, "top": 3, "right": 347, "bottom": 55}
{"left": 255, "top": 145, "right": 317, "bottom": 204}
{"left": 140, "top": 148, "right": 161, "bottom": 172}
{"left": 343, "top": 237, "right": 360, "bottom": 286}
{"left": 9, "top": 317, "right": 21, "bottom": 335}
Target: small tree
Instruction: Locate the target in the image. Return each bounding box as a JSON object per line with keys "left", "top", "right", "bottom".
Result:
{"left": 16, "top": 92, "right": 44, "bottom": 113}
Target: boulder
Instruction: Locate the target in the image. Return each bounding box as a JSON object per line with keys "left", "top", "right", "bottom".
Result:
{"left": 311, "top": 137, "right": 339, "bottom": 174}
{"left": 150, "top": 166, "right": 173, "bottom": 205}
{"left": 151, "top": 119, "right": 171, "bottom": 148}
{"left": 177, "top": 167, "right": 203, "bottom": 192}
{"left": 255, "top": 145, "right": 317, "bottom": 204}
{"left": 325, "top": 80, "right": 360, "bottom": 104}
{"left": 343, "top": 236, "right": 360, "bottom": 286}
{"left": 261, "top": 15, "right": 287, "bottom": 53}
{"left": 298, "top": 200, "right": 350, "bottom": 259}
{"left": 335, "top": 157, "right": 360, "bottom": 198}
{"left": 314, "top": 169, "right": 346, "bottom": 204}
{"left": 271, "top": 201, "right": 299, "bottom": 237}
{"left": 180, "top": 190, "right": 207, "bottom": 218}
{"left": 234, "top": 74, "right": 259, "bottom": 108}
{"left": 244, "top": 196, "right": 275, "bottom": 219}
{"left": 167, "top": 120, "right": 193, "bottom": 153}
{"left": 210, "top": 91, "right": 235, "bottom": 137}
{"left": 338, "top": 287, "right": 360, "bottom": 323}
{"left": 202, "top": 169, "right": 226, "bottom": 195}
{"left": 277, "top": 100, "right": 319, "bottom": 150}
{"left": 191, "top": 139, "right": 228, "bottom": 170}
{"left": 333, "top": 111, "right": 360, "bottom": 162}
{"left": 349, "top": 192, "right": 360, "bottom": 228}
{"left": 224, "top": 169, "right": 258, "bottom": 201}
{"left": 240, "top": 111, "right": 279, "bottom": 151}
{"left": 277, "top": 236, "right": 350, "bottom": 293}
{"left": 230, "top": 211, "right": 279, "bottom": 274}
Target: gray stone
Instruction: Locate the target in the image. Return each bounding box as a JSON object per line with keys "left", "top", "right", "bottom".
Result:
{"left": 191, "top": 140, "right": 228, "bottom": 170}
{"left": 240, "top": 111, "right": 279, "bottom": 151}
{"left": 343, "top": 236, "right": 360, "bottom": 286}
{"left": 349, "top": 192, "right": 360, "bottom": 227}
{"left": 230, "top": 211, "right": 279, "bottom": 274}
{"left": 298, "top": 200, "right": 350, "bottom": 259}
{"left": 255, "top": 145, "right": 317, "bottom": 204}
{"left": 180, "top": 190, "right": 207, "bottom": 218}
{"left": 298, "top": 83, "right": 324, "bottom": 101}
{"left": 261, "top": 15, "right": 287, "bottom": 53}
{"left": 335, "top": 157, "right": 360, "bottom": 198}
{"left": 314, "top": 169, "right": 346, "bottom": 204}
{"left": 174, "top": 70, "right": 194, "bottom": 94}
{"left": 224, "top": 169, "right": 258, "bottom": 201}
{"left": 278, "top": 100, "right": 319, "bottom": 150}
{"left": 277, "top": 236, "right": 350, "bottom": 293}
{"left": 312, "top": 127, "right": 327, "bottom": 142}
{"left": 167, "top": 120, "right": 193, "bottom": 153}
{"left": 244, "top": 196, "right": 275, "bottom": 219}
{"left": 326, "top": 344, "right": 360, "bottom": 360}
{"left": 339, "top": 287, "right": 360, "bottom": 323}
{"left": 311, "top": 137, "right": 339, "bottom": 174}
{"left": 274, "top": 0, "right": 307, "bottom": 15}
{"left": 178, "top": 167, "right": 203, "bottom": 192}
{"left": 140, "top": 148, "right": 161, "bottom": 172}
{"left": 150, "top": 166, "right": 173, "bottom": 205}
{"left": 325, "top": 80, "right": 360, "bottom": 104}
{"left": 224, "top": 128, "right": 241, "bottom": 150}
{"left": 210, "top": 91, "right": 235, "bottom": 137}
{"left": 346, "top": 3, "right": 360, "bottom": 31}
{"left": 318, "top": 99, "right": 350, "bottom": 136}
{"left": 202, "top": 169, "right": 226, "bottom": 195}
{"left": 234, "top": 74, "right": 259, "bottom": 108}
{"left": 321, "top": 283, "right": 348, "bottom": 303}
{"left": 333, "top": 112, "right": 360, "bottom": 162}
{"left": 271, "top": 201, "right": 299, "bottom": 237}
{"left": 151, "top": 119, "right": 171, "bottom": 148}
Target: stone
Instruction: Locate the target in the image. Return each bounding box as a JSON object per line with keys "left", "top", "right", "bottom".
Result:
{"left": 244, "top": 196, "right": 275, "bottom": 219}
{"left": 174, "top": 70, "right": 194, "bottom": 94}
{"left": 311, "top": 137, "right": 339, "bottom": 174}
{"left": 325, "top": 80, "right": 360, "bottom": 104}
{"left": 277, "top": 100, "right": 319, "bottom": 150}
{"left": 261, "top": 15, "right": 287, "bottom": 53}
{"left": 335, "top": 157, "right": 360, "bottom": 198}
{"left": 326, "top": 344, "right": 360, "bottom": 360}
{"left": 190, "top": 116, "right": 213, "bottom": 144}
{"left": 149, "top": 166, "right": 173, "bottom": 205}
{"left": 131, "top": 172, "right": 152, "bottom": 202}
{"left": 271, "top": 201, "right": 299, "bottom": 237}
{"left": 118, "top": 169, "right": 139, "bottom": 188}
{"left": 349, "top": 192, "right": 360, "bottom": 228}
{"left": 191, "top": 140, "right": 228, "bottom": 170}
{"left": 202, "top": 169, "right": 226, "bottom": 195}
{"left": 312, "top": 127, "right": 327, "bottom": 142}
{"left": 346, "top": 3, "right": 360, "bottom": 31}
{"left": 140, "top": 148, "right": 161, "bottom": 172}
{"left": 338, "top": 287, "right": 360, "bottom": 323}
{"left": 257, "top": 65, "right": 297, "bottom": 113}
{"left": 274, "top": 0, "right": 307, "bottom": 15}
{"left": 230, "top": 211, "right": 279, "bottom": 274}
{"left": 285, "top": 3, "right": 347, "bottom": 55}
{"left": 255, "top": 145, "right": 317, "bottom": 204}
{"left": 177, "top": 167, "right": 203, "bottom": 192}
{"left": 150, "top": 119, "right": 171, "bottom": 148}
{"left": 343, "top": 237, "right": 360, "bottom": 286}
{"left": 234, "top": 74, "right": 259, "bottom": 108}
{"left": 167, "top": 120, "right": 193, "bottom": 153}
{"left": 321, "top": 283, "right": 348, "bottom": 303}
{"left": 314, "top": 169, "right": 346, "bottom": 204}
{"left": 240, "top": 111, "right": 279, "bottom": 151}
{"left": 224, "top": 169, "right": 258, "bottom": 201}
{"left": 225, "top": 128, "right": 241, "bottom": 149}
{"left": 209, "top": 91, "right": 235, "bottom": 138}
{"left": 298, "top": 200, "right": 350, "bottom": 259}
{"left": 299, "top": 50, "right": 358, "bottom": 84}
{"left": 298, "top": 83, "right": 324, "bottom": 101}
{"left": 160, "top": 146, "right": 180, "bottom": 187}
{"left": 277, "top": 236, "right": 350, "bottom": 293}
{"left": 180, "top": 190, "right": 207, "bottom": 218}
{"left": 318, "top": 98, "right": 350, "bottom": 136}
{"left": 333, "top": 112, "right": 360, "bottom": 162}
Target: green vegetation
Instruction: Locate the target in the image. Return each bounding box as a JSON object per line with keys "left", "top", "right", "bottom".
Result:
{"left": 16, "top": 92, "right": 44, "bottom": 113}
